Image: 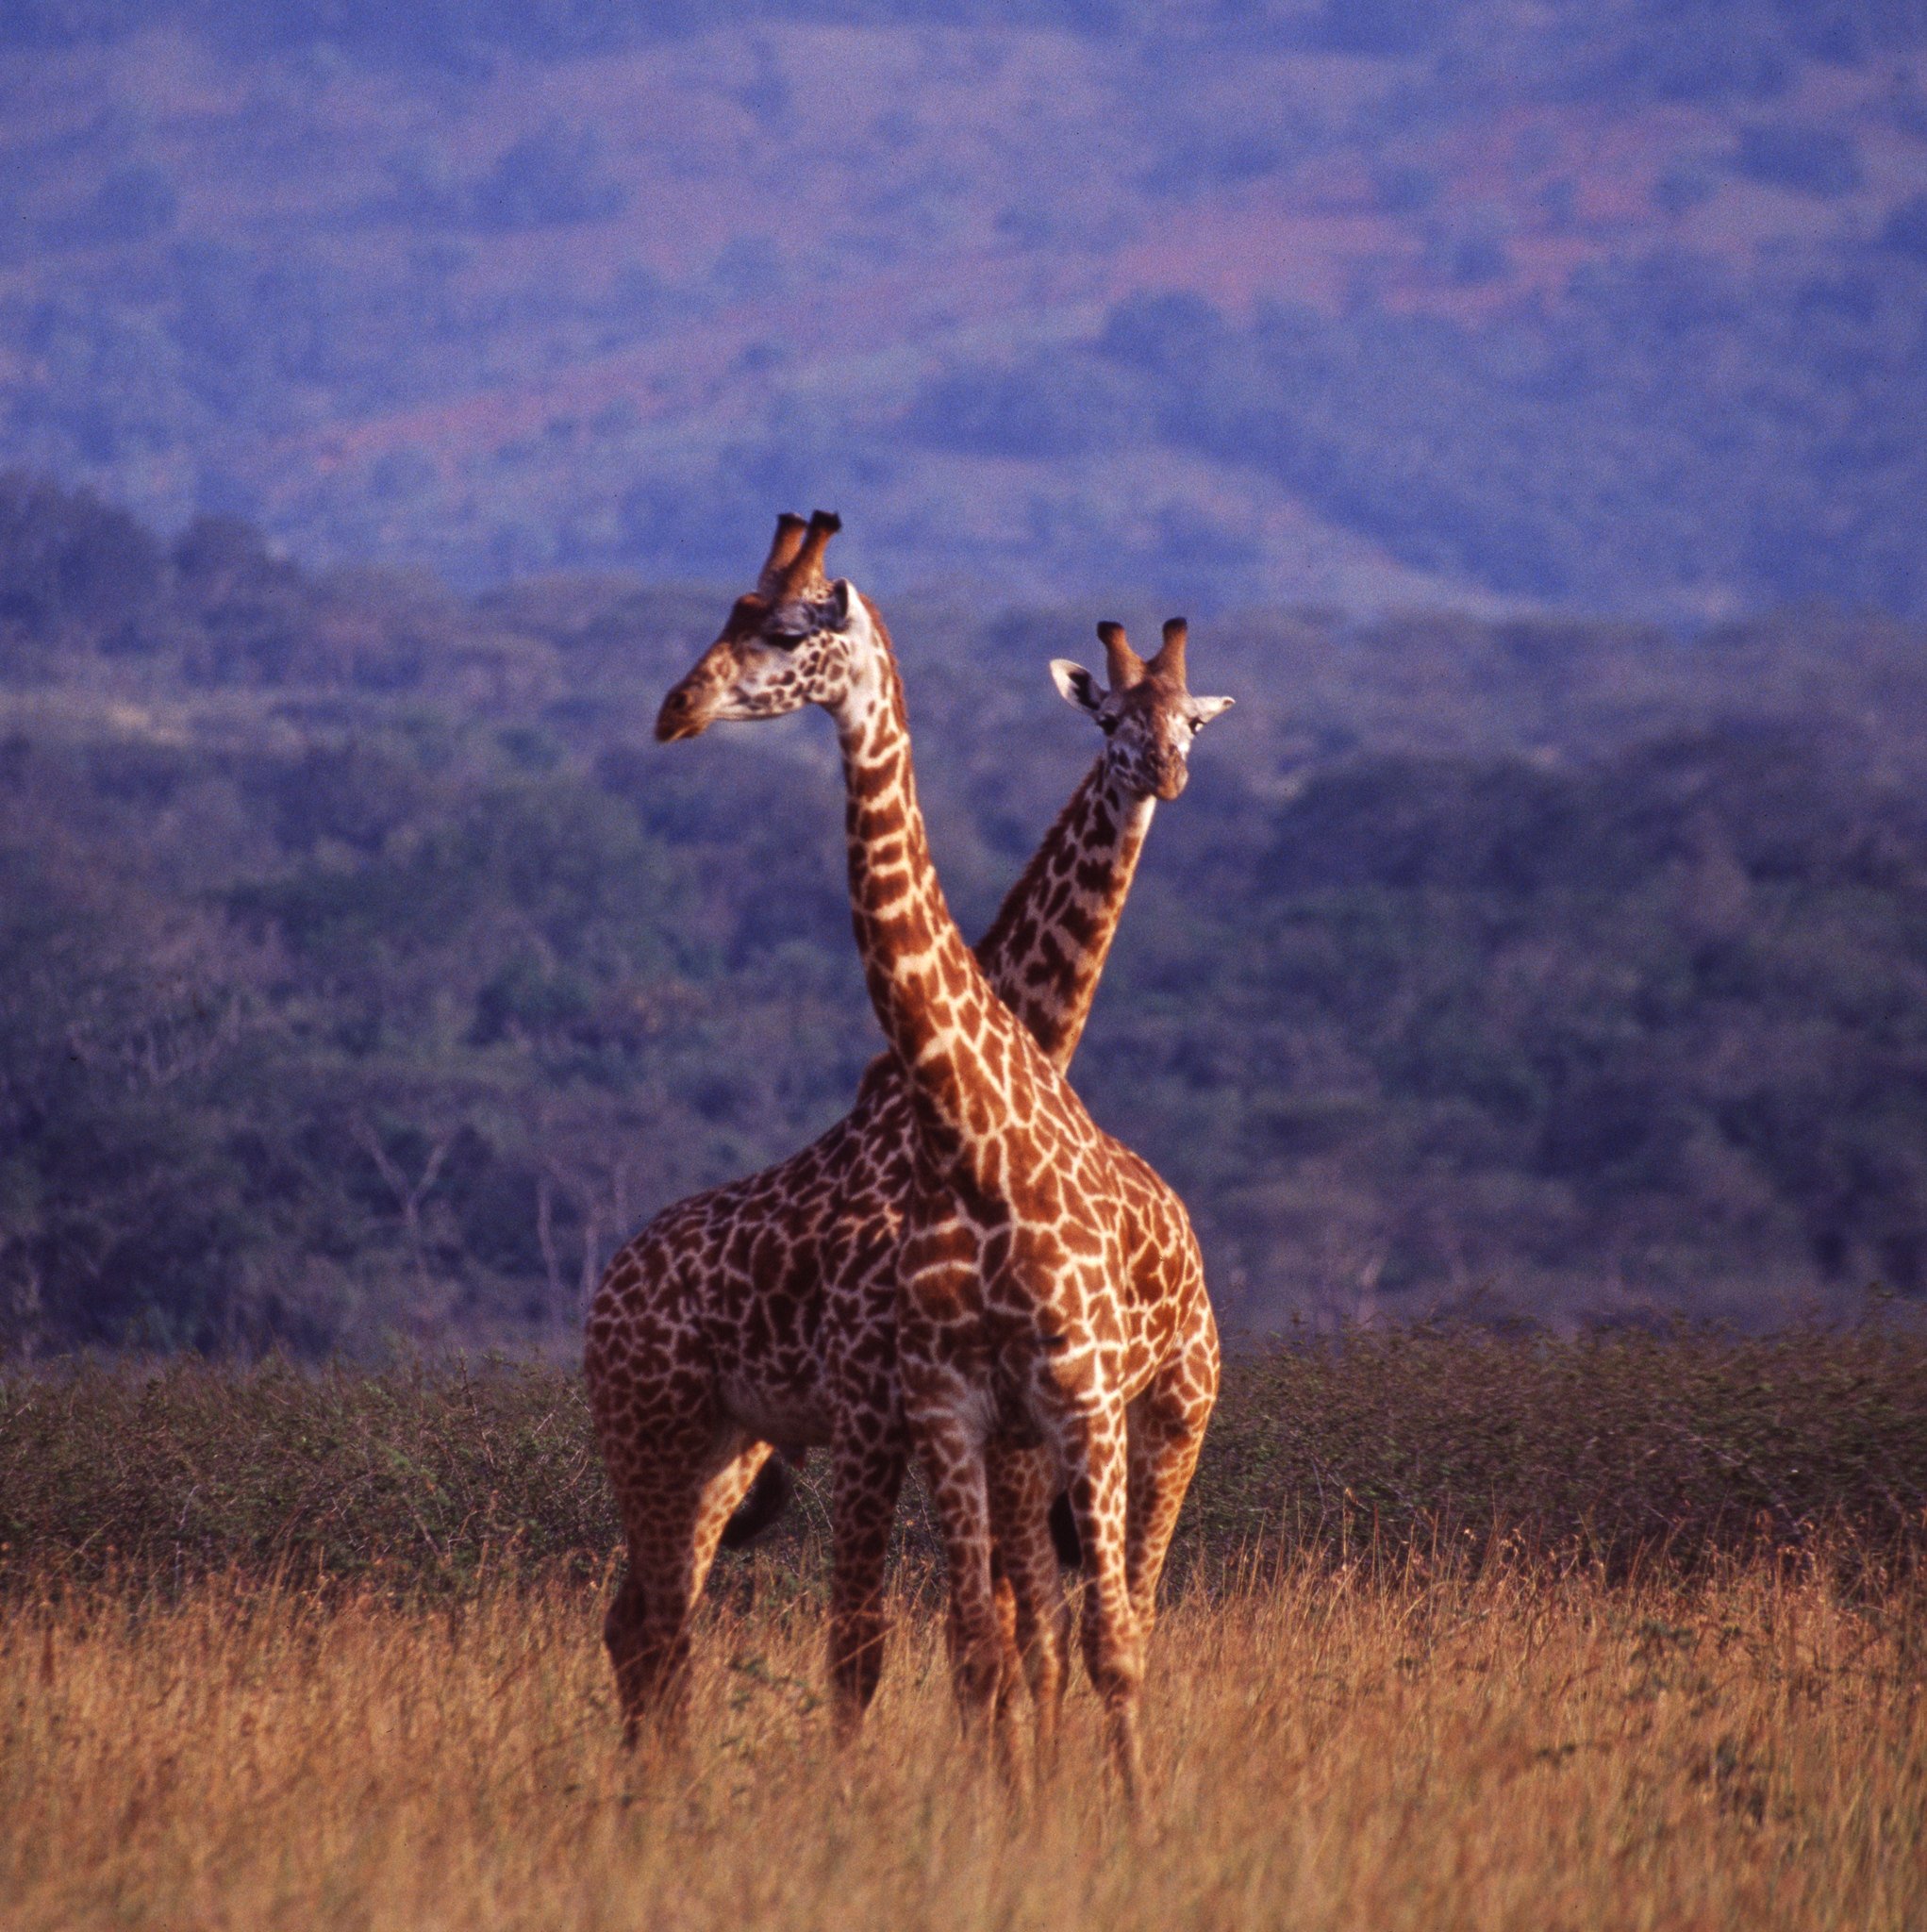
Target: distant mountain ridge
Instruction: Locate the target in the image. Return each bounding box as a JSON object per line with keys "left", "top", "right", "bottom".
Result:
{"left": 1, "top": 2, "right": 1923, "bottom": 612}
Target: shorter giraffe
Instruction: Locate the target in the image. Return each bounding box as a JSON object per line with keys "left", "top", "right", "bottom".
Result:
{"left": 652, "top": 513, "right": 1223, "bottom": 1796}
{"left": 586, "top": 516, "right": 1234, "bottom": 1757}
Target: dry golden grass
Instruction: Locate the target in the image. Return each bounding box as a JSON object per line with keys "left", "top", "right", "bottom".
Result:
{"left": 3, "top": 1561, "right": 1922, "bottom": 1932}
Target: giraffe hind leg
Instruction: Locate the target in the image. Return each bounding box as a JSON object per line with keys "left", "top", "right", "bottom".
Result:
{"left": 602, "top": 1567, "right": 656, "bottom": 1750}
{"left": 1125, "top": 1311, "right": 1220, "bottom": 1637}
{"left": 605, "top": 1436, "right": 773, "bottom": 1748}
{"left": 1125, "top": 1393, "right": 1211, "bottom": 1641}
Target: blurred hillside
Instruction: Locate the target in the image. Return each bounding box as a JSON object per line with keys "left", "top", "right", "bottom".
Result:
{"left": 6, "top": 475, "right": 1927, "bottom": 1352}
{"left": 1, "top": 2, "right": 1924, "bottom": 613}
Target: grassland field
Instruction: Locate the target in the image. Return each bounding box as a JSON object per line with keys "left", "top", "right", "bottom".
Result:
{"left": 3, "top": 1328, "right": 1924, "bottom": 1929}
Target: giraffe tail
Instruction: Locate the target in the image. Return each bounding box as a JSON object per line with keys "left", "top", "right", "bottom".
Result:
{"left": 720, "top": 1448, "right": 800, "bottom": 1550}
{"left": 1049, "top": 1490, "right": 1084, "bottom": 1570}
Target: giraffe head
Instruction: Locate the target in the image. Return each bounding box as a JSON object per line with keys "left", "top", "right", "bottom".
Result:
{"left": 655, "top": 510, "right": 877, "bottom": 741}
{"left": 1049, "top": 619, "right": 1234, "bottom": 801}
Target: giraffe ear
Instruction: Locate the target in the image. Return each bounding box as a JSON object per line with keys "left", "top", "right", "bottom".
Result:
{"left": 825, "top": 578, "right": 857, "bottom": 629}
{"left": 1050, "top": 658, "right": 1106, "bottom": 717}
{"left": 1189, "top": 694, "right": 1236, "bottom": 727}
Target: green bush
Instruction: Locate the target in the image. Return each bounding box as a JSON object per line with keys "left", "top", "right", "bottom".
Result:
{"left": 5, "top": 1329, "right": 1923, "bottom": 1600}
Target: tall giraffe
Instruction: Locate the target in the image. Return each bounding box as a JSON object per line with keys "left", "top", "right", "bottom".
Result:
{"left": 652, "top": 512, "right": 1223, "bottom": 1795}
{"left": 586, "top": 515, "right": 1231, "bottom": 1759}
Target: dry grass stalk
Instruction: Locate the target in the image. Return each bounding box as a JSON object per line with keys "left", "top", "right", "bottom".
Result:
{"left": 3, "top": 1557, "right": 1921, "bottom": 1931}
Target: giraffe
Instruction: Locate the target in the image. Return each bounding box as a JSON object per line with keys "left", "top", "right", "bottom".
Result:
{"left": 650, "top": 511, "right": 1223, "bottom": 1796}
{"left": 585, "top": 514, "right": 1232, "bottom": 1765}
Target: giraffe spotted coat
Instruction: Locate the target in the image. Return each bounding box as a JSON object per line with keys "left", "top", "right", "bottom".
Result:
{"left": 586, "top": 519, "right": 1231, "bottom": 1764}
{"left": 640, "top": 511, "right": 1225, "bottom": 1796}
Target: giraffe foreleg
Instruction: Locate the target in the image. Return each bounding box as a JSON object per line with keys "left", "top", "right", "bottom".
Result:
{"left": 827, "top": 1437, "right": 905, "bottom": 1740}
{"left": 1062, "top": 1402, "right": 1145, "bottom": 1802}
{"left": 988, "top": 1441, "right": 1070, "bottom": 1780}
{"left": 911, "top": 1413, "right": 1006, "bottom": 1773}
{"left": 982, "top": 1536, "right": 1027, "bottom": 1794}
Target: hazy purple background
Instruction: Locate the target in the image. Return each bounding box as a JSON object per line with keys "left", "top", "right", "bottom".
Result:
{"left": 4, "top": 1, "right": 1924, "bottom": 616}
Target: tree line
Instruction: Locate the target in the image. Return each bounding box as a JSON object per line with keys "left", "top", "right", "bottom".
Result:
{"left": 5, "top": 474, "right": 1927, "bottom": 1352}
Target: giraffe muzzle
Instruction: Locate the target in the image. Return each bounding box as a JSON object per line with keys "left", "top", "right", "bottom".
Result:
{"left": 655, "top": 681, "right": 711, "bottom": 742}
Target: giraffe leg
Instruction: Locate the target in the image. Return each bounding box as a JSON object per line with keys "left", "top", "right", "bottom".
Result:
{"left": 988, "top": 1441, "right": 1069, "bottom": 1779}
{"left": 689, "top": 1438, "right": 775, "bottom": 1601}
{"left": 1063, "top": 1406, "right": 1144, "bottom": 1802}
{"left": 606, "top": 1508, "right": 702, "bottom": 1750}
{"left": 605, "top": 1435, "right": 772, "bottom": 1748}
{"left": 1124, "top": 1391, "right": 1209, "bottom": 1643}
{"left": 827, "top": 1437, "right": 905, "bottom": 1740}
{"left": 975, "top": 1535, "right": 1028, "bottom": 1795}
{"left": 988, "top": 1550, "right": 1021, "bottom": 1707}
{"left": 914, "top": 1420, "right": 1005, "bottom": 1772}
{"left": 602, "top": 1565, "right": 656, "bottom": 1746}
{"left": 1125, "top": 1313, "right": 1220, "bottom": 1638}
{"left": 939, "top": 1540, "right": 1024, "bottom": 1796}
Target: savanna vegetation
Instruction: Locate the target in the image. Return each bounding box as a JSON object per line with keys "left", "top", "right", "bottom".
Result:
{"left": 8, "top": 12, "right": 1924, "bottom": 1924}
{"left": 5, "top": 1332, "right": 1924, "bottom": 1926}
{"left": 6, "top": 1331, "right": 1925, "bottom": 1597}
{"left": 5, "top": 1333, "right": 1925, "bottom": 1926}
{"left": 3, "top": 1529, "right": 1923, "bottom": 1929}
{"left": 7, "top": 476, "right": 1927, "bottom": 1351}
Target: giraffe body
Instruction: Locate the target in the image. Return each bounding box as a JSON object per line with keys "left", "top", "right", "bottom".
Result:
{"left": 646, "top": 512, "right": 1225, "bottom": 1793}
{"left": 588, "top": 517, "right": 1230, "bottom": 1755}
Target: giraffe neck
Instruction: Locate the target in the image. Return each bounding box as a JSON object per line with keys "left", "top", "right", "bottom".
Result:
{"left": 832, "top": 604, "right": 1034, "bottom": 1176}
{"left": 973, "top": 761, "right": 1154, "bottom": 1072}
